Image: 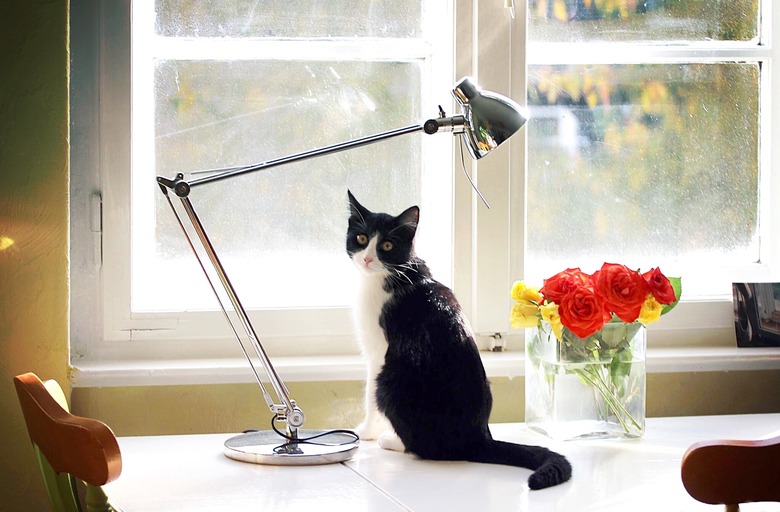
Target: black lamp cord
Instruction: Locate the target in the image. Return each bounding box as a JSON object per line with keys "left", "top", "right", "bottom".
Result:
{"left": 243, "top": 415, "right": 359, "bottom": 454}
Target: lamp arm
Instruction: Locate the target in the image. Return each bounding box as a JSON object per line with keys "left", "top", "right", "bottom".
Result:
{"left": 160, "top": 124, "right": 427, "bottom": 197}
{"left": 157, "top": 114, "right": 467, "bottom": 197}
{"left": 159, "top": 185, "right": 305, "bottom": 431}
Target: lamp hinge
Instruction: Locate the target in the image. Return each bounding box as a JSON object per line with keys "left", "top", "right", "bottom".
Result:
{"left": 505, "top": 0, "right": 516, "bottom": 19}
{"left": 90, "top": 192, "right": 103, "bottom": 267}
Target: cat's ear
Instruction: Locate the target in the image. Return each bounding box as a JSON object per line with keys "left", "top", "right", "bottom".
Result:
{"left": 397, "top": 205, "right": 420, "bottom": 232}
{"left": 347, "top": 190, "right": 370, "bottom": 219}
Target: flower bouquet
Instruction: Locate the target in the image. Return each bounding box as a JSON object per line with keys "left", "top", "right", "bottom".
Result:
{"left": 512, "top": 263, "right": 681, "bottom": 440}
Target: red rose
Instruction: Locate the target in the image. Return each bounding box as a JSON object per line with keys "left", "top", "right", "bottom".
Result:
{"left": 558, "top": 287, "right": 612, "bottom": 338}
{"left": 540, "top": 268, "right": 592, "bottom": 304}
{"left": 642, "top": 267, "right": 677, "bottom": 304}
{"left": 593, "top": 263, "right": 649, "bottom": 323}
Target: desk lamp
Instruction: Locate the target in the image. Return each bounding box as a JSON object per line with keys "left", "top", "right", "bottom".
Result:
{"left": 157, "top": 77, "right": 527, "bottom": 465}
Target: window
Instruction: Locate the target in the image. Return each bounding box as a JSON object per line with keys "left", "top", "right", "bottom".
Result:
{"left": 522, "top": 0, "right": 778, "bottom": 346}
{"left": 132, "top": 1, "right": 454, "bottom": 315}
{"left": 120, "top": 0, "right": 457, "bottom": 363}
{"left": 71, "top": 1, "right": 521, "bottom": 376}
{"left": 71, "top": 1, "right": 776, "bottom": 385}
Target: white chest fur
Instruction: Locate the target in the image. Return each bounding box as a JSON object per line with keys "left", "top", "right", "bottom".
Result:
{"left": 352, "top": 271, "right": 396, "bottom": 441}
{"left": 353, "top": 274, "right": 391, "bottom": 366}
{"left": 350, "top": 236, "right": 392, "bottom": 366}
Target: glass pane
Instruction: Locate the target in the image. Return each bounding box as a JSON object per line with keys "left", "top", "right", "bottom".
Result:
{"left": 136, "top": 60, "right": 426, "bottom": 310}
{"left": 528, "top": 0, "right": 759, "bottom": 43}
{"left": 156, "top": 0, "right": 424, "bottom": 38}
{"left": 526, "top": 63, "right": 760, "bottom": 296}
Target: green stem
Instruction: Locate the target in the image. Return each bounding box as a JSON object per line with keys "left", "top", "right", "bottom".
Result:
{"left": 574, "top": 365, "right": 641, "bottom": 433}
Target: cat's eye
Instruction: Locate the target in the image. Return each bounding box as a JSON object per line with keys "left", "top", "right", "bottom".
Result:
{"left": 381, "top": 241, "right": 394, "bottom": 251}
{"left": 356, "top": 234, "right": 368, "bottom": 245}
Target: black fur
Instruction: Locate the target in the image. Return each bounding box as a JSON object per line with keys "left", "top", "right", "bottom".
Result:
{"left": 347, "top": 191, "right": 572, "bottom": 491}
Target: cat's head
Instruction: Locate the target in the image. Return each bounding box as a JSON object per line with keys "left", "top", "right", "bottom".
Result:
{"left": 346, "top": 190, "right": 419, "bottom": 277}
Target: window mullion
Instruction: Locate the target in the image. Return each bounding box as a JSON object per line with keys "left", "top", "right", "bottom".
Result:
{"left": 149, "top": 37, "right": 437, "bottom": 62}
{"left": 469, "top": 1, "right": 521, "bottom": 336}
{"left": 528, "top": 42, "right": 771, "bottom": 65}
{"left": 766, "top": 0, "right": 780, "bottom": 276}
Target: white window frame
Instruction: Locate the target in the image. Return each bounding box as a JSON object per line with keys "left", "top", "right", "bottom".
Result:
{"left": 521, "top": 1, "right": 780, "bottom": 352}
{"left": 70, "top": 1, "right": 780, "bottom": 388}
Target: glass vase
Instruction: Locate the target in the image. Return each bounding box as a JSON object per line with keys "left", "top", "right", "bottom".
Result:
{"left": 525, "top": 321, "right": 646, "bottom": 440}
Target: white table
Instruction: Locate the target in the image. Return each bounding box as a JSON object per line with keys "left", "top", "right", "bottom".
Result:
{"left": 104, "top": 414, "right": 780, "bottom": 511}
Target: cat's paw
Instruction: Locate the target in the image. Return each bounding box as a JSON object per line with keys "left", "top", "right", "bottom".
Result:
{"left": 378, "top": 431, "right": 405, "bottom": 452}
{"left": 354, "top": 421, "right": 380, "bottom": 440}
{"left": 355, "top": 414, "right": 393, "bottom": 440}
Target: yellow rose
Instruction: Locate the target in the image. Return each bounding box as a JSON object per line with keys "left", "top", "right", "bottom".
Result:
{"left": 510, "top": 281, "right": 542, "bottom": 304}
{"left": 510, "top": 302, "right": 540, "bottom": 329}
{"left": 637, "top": 295, "right": 663, "bottom": 325}
{"left": 540, "top": 302, "right": 563, "bottom": 341}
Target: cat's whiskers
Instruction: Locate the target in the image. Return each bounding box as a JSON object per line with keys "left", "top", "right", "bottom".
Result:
{"left": 392, "top": 271, "right": 411, "bottom": 286}
{"left": 387, "top": 264, "right": 415, "bottom": 286}
{"left": 384, "top": 265, "right": 410, "bottom": 286}
{"left": 397, "top": 263, "right": 419, "bottom": 274}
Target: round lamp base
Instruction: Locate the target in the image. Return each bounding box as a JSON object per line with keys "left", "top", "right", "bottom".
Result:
{"left": 224, "top": 430, "right": 359, "bottom": 466}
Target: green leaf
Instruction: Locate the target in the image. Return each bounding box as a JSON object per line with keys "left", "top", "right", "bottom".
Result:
{"left": 661, "top": 276, "right": 683, "bottom": 315}
{"left": 610, "top": 351, "right": 633, "bottom": 381}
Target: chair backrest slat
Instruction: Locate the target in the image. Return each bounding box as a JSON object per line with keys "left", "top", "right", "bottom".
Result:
{"left": 14, "top": 372, "right": 122, "bottom": 487}
{"left": 681, "top": 435, "right": 780, "bottom": 507}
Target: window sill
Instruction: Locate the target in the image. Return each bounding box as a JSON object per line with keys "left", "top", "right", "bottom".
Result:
{"left": 70, "top": 346, "right": 780, "bottom": 388}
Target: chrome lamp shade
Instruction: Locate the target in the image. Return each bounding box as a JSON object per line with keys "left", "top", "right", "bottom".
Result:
{"left": 156, "top": 77, "right": 527, "bottom": 466}
{"left": 453, "top": 77, "right": 528, "bottom": 159}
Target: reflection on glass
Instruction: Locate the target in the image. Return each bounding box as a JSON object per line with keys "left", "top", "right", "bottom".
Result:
{"left": 156, "top": 0, "right": 424, "bottom": 38}
{"left": 528, "top": 0, "right": 759, "bottom": 43}
{"left": 526, "top": 63, "right": 760, "bottom": 292}
{"left": 141, "top": 60, "right": 423, "bottom": 310}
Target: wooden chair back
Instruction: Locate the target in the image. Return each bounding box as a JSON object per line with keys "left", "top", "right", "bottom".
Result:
{"left": 681, "top": 434, "right": 780, "bottom": 512}
{"left": 14, "top": 372, "right": 122, "bottom": 512}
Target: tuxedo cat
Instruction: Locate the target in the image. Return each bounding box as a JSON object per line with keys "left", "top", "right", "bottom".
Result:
{"left": 346, "top": 191, "right": 572, "bottom": 490}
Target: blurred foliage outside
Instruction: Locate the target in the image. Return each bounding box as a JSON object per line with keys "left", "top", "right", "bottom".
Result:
{"left": 153, "top": 60, "right": 422, "bottom": 257}
{"left": 156, "top": 0, "right": 424, "bottom": 38}
{"left": 142, "top": 0, "right": 763, "bottom": 304}
{"left": 136, "top": 1, "right": 447, "bottom": 309}
{"left": 525, "top": 0, "right": 762, "bottom": 293}
{"left": 527, "top": 64, "right": 759, "bottom": 261}
{"left": 528, "top": 0, "right": 758, "bottom": 42}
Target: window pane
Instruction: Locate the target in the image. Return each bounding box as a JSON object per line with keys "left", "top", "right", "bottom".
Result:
{"left": 156, "top": 0, "right": 424, "bottom": 38}
{"left": 153, "top": 59, "right": 421, "bottom": 180}
{"left": 526, "top": 63, "right": 760, "bottom": 295}
{"left": 528, "top": 0, "right": 759, "bottom": 43}
{"left": 135, "top": 60, "right": 427, "bottom": 311}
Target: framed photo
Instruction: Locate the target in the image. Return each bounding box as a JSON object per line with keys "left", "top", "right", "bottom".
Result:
{"left": 732, "top": 282, "right": 780, "bottom": 347}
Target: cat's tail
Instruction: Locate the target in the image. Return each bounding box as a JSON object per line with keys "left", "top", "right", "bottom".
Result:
{"left": 469, "top": 439, "right": 572, "bottom": 490}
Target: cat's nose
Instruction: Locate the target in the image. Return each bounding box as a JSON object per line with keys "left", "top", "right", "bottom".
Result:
{"left": 364, "top": 256, "right": 374, "bottom": 266}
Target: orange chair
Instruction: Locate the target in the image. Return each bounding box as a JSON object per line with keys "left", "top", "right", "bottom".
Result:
{"left": 681, "top": 434, "right": 780, "bottom": 512}
{"left": 14, "top": 372, "right": 122, "bottom": 512}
